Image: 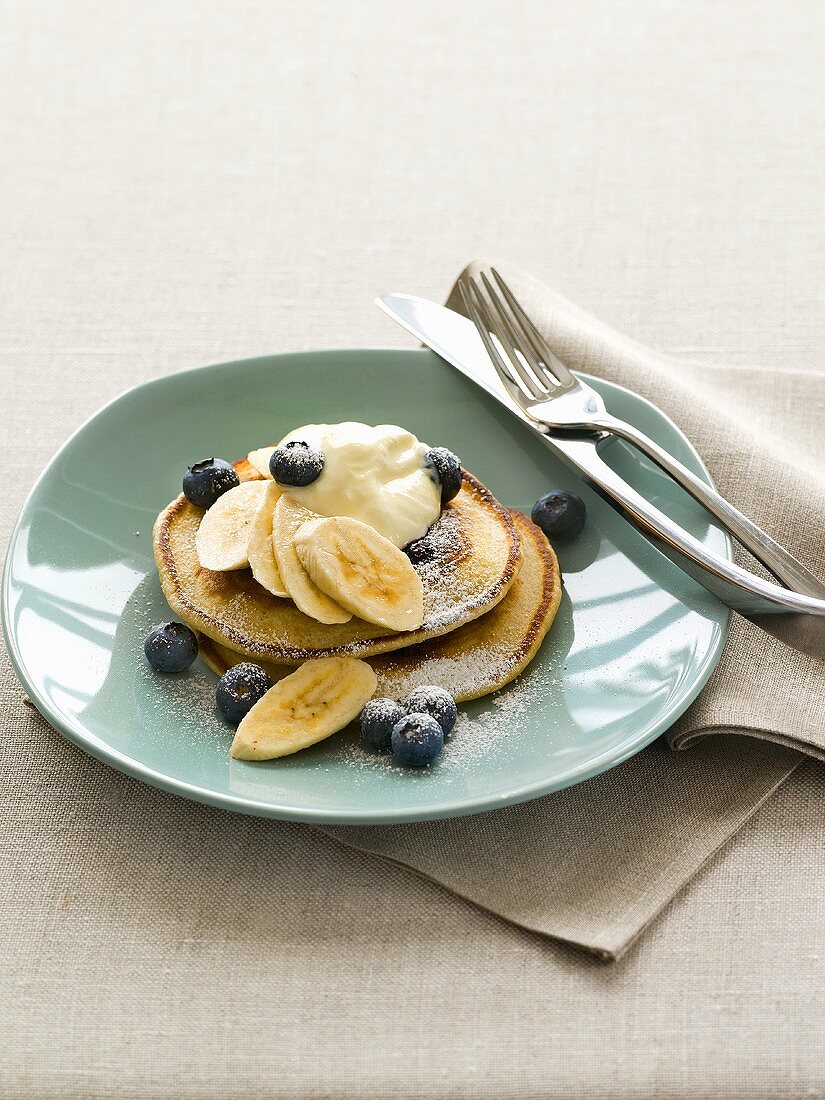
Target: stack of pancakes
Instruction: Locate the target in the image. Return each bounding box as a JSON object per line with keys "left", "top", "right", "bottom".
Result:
{"left": 153, "top": 458, "right": 562, "bottom": 702}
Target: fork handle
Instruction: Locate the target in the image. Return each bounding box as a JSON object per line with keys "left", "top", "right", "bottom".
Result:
{"left": 545, "top": 433, "right": 825, "bottom": 658}
{"left": 592, "top": 413, "right": 825, "bottom": 600}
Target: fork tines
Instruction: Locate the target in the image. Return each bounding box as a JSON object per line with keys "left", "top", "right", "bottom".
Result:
{"left": 459, "top": 268, "right": 574, "bottom": 398}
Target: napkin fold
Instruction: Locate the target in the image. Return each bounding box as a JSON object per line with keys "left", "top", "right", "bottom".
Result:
{"left": 319, "top": 261, "right": 823, "bottom": 958}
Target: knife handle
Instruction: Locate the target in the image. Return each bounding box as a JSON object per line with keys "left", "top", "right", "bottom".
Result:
{"left": 594, "top": 413, "right": 825, "bottom": 601}
{"left": 545, "top": 433, "right": 825, "bottom": 658}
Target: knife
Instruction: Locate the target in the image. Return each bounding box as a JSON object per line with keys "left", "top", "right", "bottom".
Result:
{"left": 376, "top": 293, "right": 825, "bottom": 657}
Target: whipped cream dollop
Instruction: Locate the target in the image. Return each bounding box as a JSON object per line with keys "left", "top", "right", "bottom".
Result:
{"left": 278, "top": 422, "right": 441, "bottom": 547}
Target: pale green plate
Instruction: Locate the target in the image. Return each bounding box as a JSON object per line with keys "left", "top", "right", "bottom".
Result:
{"left": 2, "top": 349, "right": 729, "bottom": 823}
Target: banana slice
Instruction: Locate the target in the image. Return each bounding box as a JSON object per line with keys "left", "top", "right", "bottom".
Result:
{"left": 293, "top": 515, "right": 424, "bottom": 632}
{"left": 272, "top": 495, "right": 352, "bottom": 624}
{"left": 230, "top": 656, "right": 377, "bottom": 760}
{"left": 195, "top": 481, "right": 268, "bottom": 571}
{"left": 247, "top": 446, "right": 276, "bottom": 479}
{"left": 247, "top": 481, "right": 288, "bottom": 596}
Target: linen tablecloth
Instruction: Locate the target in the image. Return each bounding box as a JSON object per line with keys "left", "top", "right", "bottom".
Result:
{"left": 319, "top": 258, "right": 823, "bottom": 956}
{"left": 1, "top": 2, "right": 823, "bottom": 1096}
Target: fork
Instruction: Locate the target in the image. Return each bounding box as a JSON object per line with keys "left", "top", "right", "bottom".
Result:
{"left": 460, "top": 268, "right": 825, "bottom": 602}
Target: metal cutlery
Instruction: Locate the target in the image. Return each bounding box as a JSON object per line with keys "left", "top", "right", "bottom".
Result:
{"left": 459, "top": 267, "right": 825, "bottom": 601}
{"left": 376, "top": 289, "right": 825, "bottom": 658}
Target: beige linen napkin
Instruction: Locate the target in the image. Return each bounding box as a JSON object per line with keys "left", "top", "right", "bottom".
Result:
{"left": 318, "top": 261, "right": 824, "bottom": 958}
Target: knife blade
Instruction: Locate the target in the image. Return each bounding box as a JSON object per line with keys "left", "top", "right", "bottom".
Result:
{"left": 375, "top": 293, "right": 825, "bottom": 656}
{"left": 376, "top": 294, "right": 591, "bottom": 456}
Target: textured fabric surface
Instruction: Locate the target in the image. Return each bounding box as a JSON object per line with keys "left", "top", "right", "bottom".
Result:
{"left": 323, "top": 736, "right": 797, "bottom": 958}
{"left": 320, "top": 260, "right": 825, "bottom": 955}
{"left": 1, "top": 694, "right": 823, "bottom": 1099}
{"left": 446, "top": 262, "right": 825, "bottom": 758}
{"left": 1, "top": 0, "right": 824, "bottom": 1095}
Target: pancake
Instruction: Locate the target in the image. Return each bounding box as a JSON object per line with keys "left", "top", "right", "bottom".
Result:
{"left": 154, "top": 466, "right": 521, "bottom": 664}
{"left": 198, "top": 510, "right": 561, "bottom": 703}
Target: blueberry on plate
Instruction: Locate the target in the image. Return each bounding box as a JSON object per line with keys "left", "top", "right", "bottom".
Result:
{"left": 531, "top": 489, "right": 587, "bottom": 542}
{"left": 425, "top": 446, "right": 463, "bottom": 504}
{"left": 182, "top": 458, "right": 239, "bottom": 509}
{"left": 216, "top": 663, "right": 273, "bottom": 726}
{"left": 144, "top": 621, "right": 199, "bottom": 673}
{"left": 403, "top": 685, "right": 457, "bottom": 738}
{"left": 360, "top": 698, "right": 405, "bottom": 751}
{"left": 269, "top": 441, "right": 325, "bottom": 487}
{"left": 391, "top": 712, "right": 444, "bottom": 767}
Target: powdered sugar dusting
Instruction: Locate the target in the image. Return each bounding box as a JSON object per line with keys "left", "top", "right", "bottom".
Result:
{"left": 159, "top": 472, "right": 518, "bottom": 661}
{"left": 373, "top": 641, "right": 516, "bottom": 701}
{"left": 412, "top": 502, "right": 511, "bottom": 633}
{"left": 128, "top": 589, "right": 230, "bottom": 750}
{"left": 338, "top": 655, "right": 563, "bottom": 777}
{"left": 137, "top": 644, "right": 222, "bottom": 732}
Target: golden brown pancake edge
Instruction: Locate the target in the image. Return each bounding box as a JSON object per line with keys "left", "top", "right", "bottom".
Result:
{"left": 153, "top": 467, "right": 522, "bottom": 664}
{"left": 197, "top": 510, "right": 561, "bottom": 703}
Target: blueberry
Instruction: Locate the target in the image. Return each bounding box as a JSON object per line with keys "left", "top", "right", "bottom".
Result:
{"left": 403, "top": 685, "right": 457, "bottom": 738}
{"left": 182, "top": 458, "right": 239, "bottom": 509}
{"left": 404, "top": 522, "right": 462, "bottom": 565}
{"left": 531, "top": 489, "right": 587, "bottom": 542}
{"left": 425, "top": 447, "right": 463, "bottom": 504}
{"left": 216, "top": 662, "right": 273, "bottom": 726}
{"left": 269, "top": 441, "right": 325, "bottom": 487}
{"left": 391, "top": 713, "right": 444, "bottom": 767}
{"left": 360, "top": 698, "right": 405, "bottom": 751}
{"left": 404, "top": 534, "right": 436, "bottom": 565}
{"left": 144, "top": 621, "right": 199, "bottom": 673}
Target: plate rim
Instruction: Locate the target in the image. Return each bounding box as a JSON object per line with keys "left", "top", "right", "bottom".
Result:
{"left": 2, "top": 348, "right": 731, "bottom": 824}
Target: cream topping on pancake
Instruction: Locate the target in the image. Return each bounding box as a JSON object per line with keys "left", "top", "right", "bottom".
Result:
{"left": 278, "top": 423, "right": 440, "bottom": 548}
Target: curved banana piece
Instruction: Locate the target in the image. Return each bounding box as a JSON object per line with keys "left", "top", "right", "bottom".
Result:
{"left": 195, "top": 481, "right": 268, "bottom": 571}
{"left": 247, "top": 481, "right": 288, "bottom": 597}
{"left": 294, "top": 515, "right": 424, "bottom": 632}
{"left": 272, "top": 495, "right": 352, "bottom": 624}
{"left": 247, "top": 446, "right": 276, "bottom": 479}
{"left": 230, "top": 656, "right": 377, "bottom": 760}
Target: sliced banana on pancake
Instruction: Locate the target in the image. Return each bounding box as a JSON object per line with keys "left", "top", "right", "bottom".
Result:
{"left": 195, "top": 480, "right": 268, "bottom": 571}
{"left": 154, "top": 471, "right": 521, "bottom": 663}
{"left": 230, "top": 656, "right": 376, "bottom": 760}
{"left": 247, "top": 482, "right": 288, "bottom": 597}
{"left": 198, "top": 510, "right": 561, "bottom": 705}
{"left": 247, "top": 446, "right": 276, "bottom": 479}
{"left": 294, "top": 515, "right": 424, "bottom": 632}
{"left": 272, "top": 494, "right": 352, "bottom": 625}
